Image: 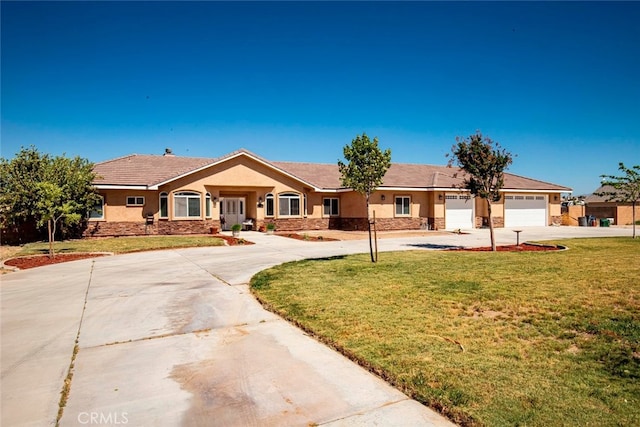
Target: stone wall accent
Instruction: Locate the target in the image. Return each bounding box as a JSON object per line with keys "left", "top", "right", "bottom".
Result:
{"left": 84, "top": 220, "right": 221, "bottom": 237}
{"left": 428, "top": 217, "right": 445, "bottom": 231}
{"left": 550, "top": 215, "right": 562, "bottom": 226}
{"left": 475, "top": 216, "right": 487, "bottom": 228}
{"left": 492, "top": 216, "right": 505, "bottom": 228}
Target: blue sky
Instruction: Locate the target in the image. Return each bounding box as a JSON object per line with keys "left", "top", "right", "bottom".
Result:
{"left": 2, "top": 1, "right": 639, "bottom": 195}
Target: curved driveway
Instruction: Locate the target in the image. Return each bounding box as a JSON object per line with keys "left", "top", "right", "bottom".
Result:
{"left": 1, "top": 226, "right": 633, "bottom": 426}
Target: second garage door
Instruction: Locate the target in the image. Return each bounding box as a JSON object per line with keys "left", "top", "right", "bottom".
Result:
{"left": 445, "top": 193, "right": 474, "bottom": 230}
{"left": 504, "top": 194, "right": 547, "bottom": 227}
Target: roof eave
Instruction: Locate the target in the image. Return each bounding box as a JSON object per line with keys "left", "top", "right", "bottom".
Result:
{"left": 94, "top": 184, "right": 149, "bottom": 190}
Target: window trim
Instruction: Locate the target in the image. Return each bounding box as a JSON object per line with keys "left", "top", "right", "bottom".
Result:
{"left": 278, "top": 192, "right": 301, "bottom": 217}
{"left": 88, "top": 195, "right": 105, "bottom": 220}
{"left": 126, "top": 196, "right": 145, "bottom": 207}
{"left": 323, "top": 197, "right": 340, "bottom": 217}
{"left": 265, "top": 193, "right": 275, "bottom": 217}
{"left": 159, "top": 192, "right": 169, "bottom": 219}
{"left": 395, "top": 195, "right": 411, "bottom": 217}
{"left": 205, "top": 192, "right": 212, "bottom": 218}
{"left": 173, "top": 191, "right": 202, "bottom": 219}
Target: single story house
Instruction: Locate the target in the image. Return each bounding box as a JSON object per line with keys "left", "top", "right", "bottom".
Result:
{"left": 585, "top": 185, "right": 638, "bottom": 225}
{"left": 87, "top": 148, "right": 571, "bottom": 237}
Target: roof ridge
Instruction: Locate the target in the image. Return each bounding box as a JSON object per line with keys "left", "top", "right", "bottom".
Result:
{"left": 95, "top": 153, "right": 139, "bottom": 165}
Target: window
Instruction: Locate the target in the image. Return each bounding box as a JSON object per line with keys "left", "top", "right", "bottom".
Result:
{"left": 88, "top": 196, "right": 104, "bottom": 220}
{"left": 278, "top": 192, "right": 300, "bottom": 216}
{"left": 265, "top": 193, "right": 274, "bottom": 217}
{"left": 126, "top": 196, "right": 145, "bottom": 206}
{"left": 304, "top": 194, "right": 308, "bottom": 217}
{"left": 395, "top": 196, "right": 410, "bottom": 216}
{"left": 536, "top": 196, "right": 545, "bottom": 200}
{"left": 445, "top": 195, "right": 457, "bottom": 200}
{"left": 205, "top": 193, "right": 212, "bottom": 218}
{"left": 323, "top": 198, "right": 339, "bottom": 216}
{"left": 174, "top": 191, "right": 201, "bottom": 218}
{"left": 159, "top": 192, "right": 168, "bottom": 218}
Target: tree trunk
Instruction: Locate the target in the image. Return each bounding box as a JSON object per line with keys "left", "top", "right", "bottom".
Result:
{"left": 366, "top": 196, "right": 375, "bottom": 262}
{"left": 48, "top": 219, "right": 54, "bottom": 258}
{"left": 633, "top": 201, "right": 637, "bottom": 239}
{"left": 488, "top": 202, "right": 496, "bottom": 251}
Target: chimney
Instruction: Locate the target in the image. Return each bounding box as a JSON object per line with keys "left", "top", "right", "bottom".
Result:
{"left": 164, "top": 148, "right": 174, "bottom": 156}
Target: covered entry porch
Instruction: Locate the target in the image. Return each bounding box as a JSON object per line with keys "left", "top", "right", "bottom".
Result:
{"left": 214, "top": 187, "right": 269, "bottom": 231}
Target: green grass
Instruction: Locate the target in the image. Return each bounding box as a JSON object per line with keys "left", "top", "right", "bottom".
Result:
{"left": 8, "top": 235, "right": 226, "bottom": 257}
{"left": 251, "top": 238, "right": 640, "bottom": 426}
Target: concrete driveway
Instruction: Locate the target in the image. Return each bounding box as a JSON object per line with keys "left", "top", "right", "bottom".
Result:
{"left": 1, "top": 226, "right": 633, "bottom": 426}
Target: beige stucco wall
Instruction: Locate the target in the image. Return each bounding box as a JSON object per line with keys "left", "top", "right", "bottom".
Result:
{"left": 92, "top": 155, "right": 568, "bottom": 231}
{"left": 91, "top": 190, "right": 159, "bottom": 222}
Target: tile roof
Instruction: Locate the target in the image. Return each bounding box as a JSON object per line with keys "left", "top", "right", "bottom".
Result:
{"left": 93, "top": 149, "right": 571, "bottom": 192}
{"left": 584, "top": 185, "right": 638, "bottom": 203}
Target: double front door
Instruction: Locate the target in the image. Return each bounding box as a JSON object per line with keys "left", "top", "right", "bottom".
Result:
{"left": 220, "top": 198, "right": 245, "bottom": 230}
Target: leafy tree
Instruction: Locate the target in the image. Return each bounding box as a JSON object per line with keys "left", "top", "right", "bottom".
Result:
{"left": 338, "top": 133, "right": 391, "bottom": 262}
{"left": 0, "top": 146, "right": 100, "bottom": 256}
{"left": 447, "top": 131, "right": 513, "bottom": 251}
{"left": 596, "top": 163, "right": 640, "bottom": 239}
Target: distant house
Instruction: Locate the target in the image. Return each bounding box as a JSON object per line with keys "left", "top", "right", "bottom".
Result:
{"left": 87, "top": 148, "right": 571, "bottom": 237}
{"left": 585, "top": 185, "right": 638, "bottom": 225}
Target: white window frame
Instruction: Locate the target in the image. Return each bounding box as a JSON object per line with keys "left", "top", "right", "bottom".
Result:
{"left": 126, "top": 196, "right": 145, "bottom": 206}
{"left": 265, "top": 193, "right": 275, "bottom": 217}
{"left": 159, "top": 192, "right": 168, "bottom": 218}
{"left": 323, "top": 197, "right": 340, "bottom": 217}
{"left": 88, "top": 195, "right": 104, "bottom": 220}
{"left": 278, "top": 192, "right": 301, "bottom": 217}
{"left": 174, "top": 191, "right": 202, "bottom": 219}
{"left": 395, "top": 196, "right": 411, "bottom": 217}
{"left": 205, "top": 192, "right": 212, "bottom": 218}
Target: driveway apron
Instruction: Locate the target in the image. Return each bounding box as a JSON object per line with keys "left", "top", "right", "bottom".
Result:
{"left": 1, "top": 227, "right": 633, "bottom": 426}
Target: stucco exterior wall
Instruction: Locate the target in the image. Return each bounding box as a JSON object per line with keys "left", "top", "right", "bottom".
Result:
{"left": 587, "top": 203, "right": 636, "bottom": 225}
{"left": 86, "top": 155, "right": 569, "bottom": 237}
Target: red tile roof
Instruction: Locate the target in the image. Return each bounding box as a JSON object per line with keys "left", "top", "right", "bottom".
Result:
{"left": 93, "top": 149, "right": 571, "bottom": 192}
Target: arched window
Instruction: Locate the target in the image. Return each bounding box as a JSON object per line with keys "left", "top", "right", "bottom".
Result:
{"left": 265, "top": 193, "right": 275, "bottom": 217}
{"left": 278, "top": 192, "right": 300, "bottom": 217}
{"left": 174, "top": 191, "right": 201, "bottom": 218}
{"left": 205, "top": 192, "right": 212, "bottom": 218}
{"left": 159, "top": 192, "right": 168, "bottom": 218}
{"left": 88, "top": 195, "right": 105, "bottom": 220}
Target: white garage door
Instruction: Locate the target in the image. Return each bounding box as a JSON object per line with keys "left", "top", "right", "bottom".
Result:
{"left": 504, "top": 194, "right": 547, "bottom": 227}
{"left": 445, "top": 193, "right": 474, "bottom": 230}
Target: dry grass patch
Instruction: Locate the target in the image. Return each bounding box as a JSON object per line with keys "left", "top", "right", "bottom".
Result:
{"left": 251, "top": 238, "right": 639, "bottom": 426}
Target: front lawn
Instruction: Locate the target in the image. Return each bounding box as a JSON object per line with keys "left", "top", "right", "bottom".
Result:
{"left": 4, "top": 235, "right": 227, "bottom": 258}
{"left": 251, "top": 238, "right": 640, "bottom": 426}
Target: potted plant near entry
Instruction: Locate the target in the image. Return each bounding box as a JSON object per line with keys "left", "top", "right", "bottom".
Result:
{"left": 231, "top": 223, "right": 242, "bottom": 237}
{"left": 266, "top": 222, "right": 276, "bottom": 235}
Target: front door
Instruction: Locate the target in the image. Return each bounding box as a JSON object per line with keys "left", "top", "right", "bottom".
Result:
{"left": 221, "top": 198, "right": 246, "bottom": 230}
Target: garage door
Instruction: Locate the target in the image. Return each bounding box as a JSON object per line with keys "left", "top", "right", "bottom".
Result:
{"left": 504, "top": 194, "right": 547, "bottom": 227}
{"left": 445, "top": 193, "right": 474, "bottom": 230}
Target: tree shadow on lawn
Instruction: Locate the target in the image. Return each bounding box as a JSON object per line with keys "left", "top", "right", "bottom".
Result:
{"left": 404, "top": 243, "right": 463, "bottom": 250}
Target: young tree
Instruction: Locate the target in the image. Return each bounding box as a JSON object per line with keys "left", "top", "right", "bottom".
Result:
{"left": 596, "top": 163, "right": 640, "bottom": 239}
{"left": 0, "top": 146, "right": 100, "bottom": 256}
{"left": 447, "top": 131, "right": 513, "bottom": 251}
{"left": 338, "top": 134, "right": 391, "bottom": 262}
